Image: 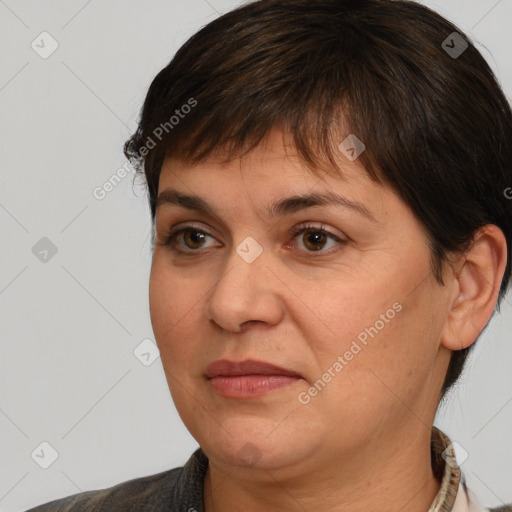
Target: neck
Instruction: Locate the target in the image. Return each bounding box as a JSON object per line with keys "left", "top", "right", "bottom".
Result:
{"left": 203, "top": 423, "right": 441, "bottom": 512}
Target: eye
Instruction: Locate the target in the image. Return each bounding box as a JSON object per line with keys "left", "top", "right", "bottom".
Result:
{"left": 156, "top": 223, "right": 347, "bottom": 256}
{"left": 157, "top": 226, "right": 218, "bottom": 253}
{"left": 287, "top": 223, "right": 347, "bottom": 254}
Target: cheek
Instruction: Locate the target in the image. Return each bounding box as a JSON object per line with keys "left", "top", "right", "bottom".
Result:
{"left": 298, "top": 277, "right": 398, "bottom": 357}
{"left": 149, "top": 265, "right": 202, "bottom": 362}
{"left": 298, "top": 270, "right": 436, "bottom": 405}
{"left": 337, "top": 288, "right": 439, "bottom": 409}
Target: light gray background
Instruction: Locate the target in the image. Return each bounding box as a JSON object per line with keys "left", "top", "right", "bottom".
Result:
{"left": 0, "top": 1, "right": 511, "bottom": 511}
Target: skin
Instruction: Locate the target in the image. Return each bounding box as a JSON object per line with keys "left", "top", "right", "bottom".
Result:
{"left": 149, "top": 128, "right": 507, "bottom": 512}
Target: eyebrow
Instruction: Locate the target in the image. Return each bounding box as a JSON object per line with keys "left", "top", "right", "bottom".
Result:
{"left": 155, "top": 188, "right": 377, "bottom": 222}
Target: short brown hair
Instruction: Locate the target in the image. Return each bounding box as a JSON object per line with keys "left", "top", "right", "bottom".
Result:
{"left": 124, "top": 0, "right": 512, "bottom": 398}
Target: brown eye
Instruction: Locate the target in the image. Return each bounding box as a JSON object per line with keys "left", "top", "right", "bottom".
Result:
{"left": 182, "top": 229, "right": 208, "bottom": 249}
{"left": 159, "top": 226, "right": 218, "bottom": 253}
{"left": 288, "top": 224, "right": 347, "bottom": 255}
{"left": 302, "top": 231, "right": 329, "bottom": 251}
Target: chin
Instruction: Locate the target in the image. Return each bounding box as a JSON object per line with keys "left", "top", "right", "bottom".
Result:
{"left": 194, "top": 416, "right": 319, "bottom": 470}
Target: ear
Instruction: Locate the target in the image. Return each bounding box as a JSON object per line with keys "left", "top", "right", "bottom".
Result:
{"left": 441, "top": 225, "right": 508, "bottom": 351}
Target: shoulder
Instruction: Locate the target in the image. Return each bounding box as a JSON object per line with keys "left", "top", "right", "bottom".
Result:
{"left": 25, "top": 466, "right": 183, "bottom": 512}
{"left": 461, "top": 481, "right": 512, "bottom": 512}
{"left": 454, "top": 463, "right": 511, "bottom": 512}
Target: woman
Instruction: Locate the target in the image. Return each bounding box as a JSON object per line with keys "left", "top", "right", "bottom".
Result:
{"left": 28, "top": 0, "right": 512, "bottom": 510}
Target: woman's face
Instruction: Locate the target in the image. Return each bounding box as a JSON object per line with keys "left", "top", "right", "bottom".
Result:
{"left": 149, "top": 129, "right": 453, "bottom": 473}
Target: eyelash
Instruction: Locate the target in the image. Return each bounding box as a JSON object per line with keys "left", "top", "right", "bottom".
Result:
{"left": 157, "top": 223, "right": 347, "bottom": 257}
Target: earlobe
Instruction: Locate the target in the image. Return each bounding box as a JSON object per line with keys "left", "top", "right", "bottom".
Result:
{"left": 441, "top": 225, "right": 508, "bottom": 352}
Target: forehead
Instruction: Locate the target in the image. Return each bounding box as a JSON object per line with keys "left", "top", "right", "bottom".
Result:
{"left": 156, "top": 132, "right": 392, "bottom": 227}
{"left": 159, "top": 127, "right": 373, "bottom": 190}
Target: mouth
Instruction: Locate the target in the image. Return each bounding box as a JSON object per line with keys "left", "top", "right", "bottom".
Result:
{"left": 205, "top": 359, "right": 302, "bottom": 378}
{"left": 205, "top": 359, "right": 303, "bottom": 398}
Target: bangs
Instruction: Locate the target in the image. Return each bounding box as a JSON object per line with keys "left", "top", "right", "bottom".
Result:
{"left": 122, "top": 5, "right": 394, "bottom": 210}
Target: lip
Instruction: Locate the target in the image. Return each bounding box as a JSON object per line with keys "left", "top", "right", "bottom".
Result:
{"left": 205, "top": 359, "right": 301, "bottom": 378}
{"left": 205, "top": 359, "right": 302, "bottom": 398}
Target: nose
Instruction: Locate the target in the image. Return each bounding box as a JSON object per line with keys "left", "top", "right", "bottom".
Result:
{"left": 206, "top": 242, "right": 285, "bottom": 333}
